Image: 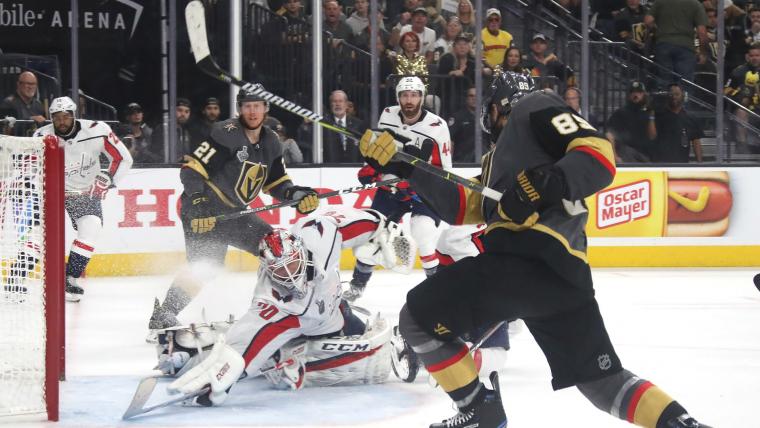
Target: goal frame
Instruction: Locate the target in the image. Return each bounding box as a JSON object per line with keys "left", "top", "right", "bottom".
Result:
{"left": 43, "top": 134, "right": 65, "bottom": 421}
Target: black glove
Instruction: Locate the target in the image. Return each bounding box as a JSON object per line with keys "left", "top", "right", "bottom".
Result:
{"left": 186, "top": 192, "right": 216, "bottom": 234}
{"left": 497, "top": 166, "right": 566, "bottom": 228}
{"left": 284, "top": 186, "right": 319, "bottom": 215}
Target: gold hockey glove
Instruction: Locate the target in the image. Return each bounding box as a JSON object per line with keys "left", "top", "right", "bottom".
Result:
{"left": 188, "top": 193, "right": 217, "bottom": 234}
{"left": 285, "top": 186, "right": 320, "bottom": 215}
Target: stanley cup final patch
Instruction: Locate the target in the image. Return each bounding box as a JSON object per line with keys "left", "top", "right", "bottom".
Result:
{"left": 236, "top": 146, "right": 249, "bottom": 162}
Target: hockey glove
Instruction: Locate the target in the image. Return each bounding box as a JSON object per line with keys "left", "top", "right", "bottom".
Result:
{"left": 359, "top": 130, "right": 433, "bottom": 179}
{"left": 168, "top": 334, "right": 245, "bottom": 406}
{"left": 284, "top": 186, "right": 319, "bottom": 215}
{"left": 89, "top": 171, "right": 113, "bottom": 199}
{"left": 188, "top": 192, "right": 217, "bottom": 234}
{"left": 497, "top": 166, "right": 567, "bottom": 229}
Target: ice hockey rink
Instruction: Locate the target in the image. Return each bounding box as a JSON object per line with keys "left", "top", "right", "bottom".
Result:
{"left": 15, "top": 267, "right": 760, "bottom": 428}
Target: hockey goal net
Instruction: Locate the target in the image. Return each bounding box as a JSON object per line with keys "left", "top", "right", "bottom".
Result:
{"left": 0, "top": 135, "right": 64, "bottom": 421}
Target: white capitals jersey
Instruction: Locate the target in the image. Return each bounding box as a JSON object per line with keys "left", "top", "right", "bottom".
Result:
{"left": 34, "top": 119, "right": 133, "bottom": 193}
{"left": 378, "top": 106, "right": 452, "bottom": 170}
{"left": 224, "top": 207, "right": 384, "bottom": 373}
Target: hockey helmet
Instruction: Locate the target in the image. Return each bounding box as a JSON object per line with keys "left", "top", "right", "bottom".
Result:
{"left": 49, "top": 96, "right": 77, "bottom": 117}
{"left": 237, "top": 84, "right": 269, "bottom": 110}
{"left": 480, "top": 71, "right": 535, "bottom": 134}
{"left": 259, "top": 229, "right": 312, "bottom": 299}
{"left": 396, "top": 76, "right": 426, "bottom": 104}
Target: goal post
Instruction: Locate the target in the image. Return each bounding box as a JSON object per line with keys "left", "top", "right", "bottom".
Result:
{"left": 0, "top": 134, "right": 64, "bottom": 421}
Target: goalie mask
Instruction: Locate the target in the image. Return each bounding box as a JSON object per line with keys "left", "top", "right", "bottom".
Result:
{"left": 259, "top": 229, "right": 312, "bottom": 299}
{"left": 480, "top": 71, "right": 535, "bottom": 137}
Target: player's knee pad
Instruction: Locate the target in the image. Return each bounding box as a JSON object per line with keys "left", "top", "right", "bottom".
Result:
{"left": 75, "top": 214, "right": 102, "bottom": 242}
{"left": 398, "top": 303, "right": 440, "bottom": 349}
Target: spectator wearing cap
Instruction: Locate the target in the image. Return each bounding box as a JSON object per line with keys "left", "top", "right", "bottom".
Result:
{"left": 605, "top": 81, "right": 656, "bottom": 162}
{"left": 323, "top": 90, "right": 366, "bottom": 163}
{"left": 391, "top": 7, "right": 437, "bottom": 63}
{"left": 121, "top": 102, "right": 159, "bottom": 163}
{"left": 438, "top": 34, "right": 476, "bottom": 115}
{"left": 523, "top": 33, "right": 574, "bottom": 88}
{"left": 644, "top": 0, "right": 707, "bottom": 84}
{"left": 152, "top": 97, "right": 194, "bottom": 163}
{"left": 191, "top": 97, "right": 221, "bottom": 144}
{"left": 481, "top": 8, "right": 513, "bottom": 69}
{"left": 0, "top": 71, "right": 46, "bottom": 125}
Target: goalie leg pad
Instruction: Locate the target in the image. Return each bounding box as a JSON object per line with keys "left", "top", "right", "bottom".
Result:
{"left": 168, "top": 334, "right": 245, "bottom": 406}
{"left": 303, "top": 315, "right": 392, "bottom": 386}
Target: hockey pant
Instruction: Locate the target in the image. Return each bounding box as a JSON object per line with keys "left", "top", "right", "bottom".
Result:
{"left": 65, "top": 194, "right": 103, "bottom": 279}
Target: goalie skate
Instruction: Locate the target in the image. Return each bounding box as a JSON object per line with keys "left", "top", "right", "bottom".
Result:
{"left": 390, "top": 325, "right": 420, "bottom": 383}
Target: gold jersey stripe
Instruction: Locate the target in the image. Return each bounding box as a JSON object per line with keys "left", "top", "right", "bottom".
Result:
{"left": 263, "top": 174, "right": 291, "bottom": 194}
{"left": 632, "top": 386, "right": 674, "bottom": 428}
{"left": 429, "top": 354, "right": 479, "bottom": 393}
{"left": 182, "top": 155, "right": 209, "bottom": 179}
{"left": 566, "top": 136, "right": 615, "bottom": 168}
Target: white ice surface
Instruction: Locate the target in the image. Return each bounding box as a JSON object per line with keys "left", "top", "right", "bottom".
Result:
{"left": 8, "top": 268, "right": 760, "bottom": 428}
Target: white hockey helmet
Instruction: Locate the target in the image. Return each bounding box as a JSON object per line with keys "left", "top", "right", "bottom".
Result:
{"left": 259, "top": 229, "right": 312, "bottom": 299}
{"left": 49, "top": 96, "right": 77, "bottom": 117}
{"left": 396, "top": 76, "right": 426, "bottom": 104}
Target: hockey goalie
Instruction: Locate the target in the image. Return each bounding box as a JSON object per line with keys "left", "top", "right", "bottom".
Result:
{"left": 152, "top": 207, "right": 415, "bottom": 406}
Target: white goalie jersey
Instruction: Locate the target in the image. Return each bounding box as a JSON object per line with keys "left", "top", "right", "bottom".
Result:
{"left": 33, "top": 119, "right": 132, "bottom": 193}
{"left": 378, "top": 106, "right": 453, "bottom": 170}
{"left": 168, "top": 208, "right": 404, "bottom": 393}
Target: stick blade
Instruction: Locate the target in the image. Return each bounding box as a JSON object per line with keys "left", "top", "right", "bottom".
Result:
{"left": 185, "top": 0, "right": 210, "bottom": 62}
{"left": 122, "top": 376, "right": 160, "bottom": 420}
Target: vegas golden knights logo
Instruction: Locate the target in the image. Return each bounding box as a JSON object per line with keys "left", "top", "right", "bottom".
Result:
{"left": 236, "top": 161, "right": 267, "bottom": 204}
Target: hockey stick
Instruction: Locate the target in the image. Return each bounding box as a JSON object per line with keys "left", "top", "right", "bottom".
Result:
{"left": 214, "top": 177, "right": 403, "bottom": 222}
{"left": 122, "top": 356, "right": 300, "bottom": 420}
{"left": 184, "top": 0, "right": 503, "bottom": 202}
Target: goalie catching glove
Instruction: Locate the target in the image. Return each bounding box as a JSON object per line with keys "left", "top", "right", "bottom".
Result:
{"left": 358, "top": 130, "right": 433, "bottom": 179}
{"left": 497, "top": 165, "right": 567, "bottom": 229}
{"left": 167, "top": 334, "right": 245, "bottom": 406}
{"left": 354, "top": 212, "right": 417, "bottom": 274}
{"left": 187, "top": 192, "right": 217, "bottom": 234}
{"left": 284, "top": 186, "right": 319, "bottom": 215}
{"left": 89, "top": 170, "right": 113, "bottom": 199}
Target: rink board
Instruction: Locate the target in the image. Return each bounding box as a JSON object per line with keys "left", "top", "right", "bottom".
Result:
{"left": 67, "top": 166, "right": 760, "bottom": 276}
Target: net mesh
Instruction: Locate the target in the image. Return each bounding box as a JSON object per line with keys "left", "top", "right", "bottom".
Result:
{"left": 0, "top": 136, "right": 47, "bottom": 417}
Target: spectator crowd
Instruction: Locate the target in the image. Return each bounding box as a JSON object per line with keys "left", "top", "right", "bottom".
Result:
{"left": 4, "top": 0, "right": 760, "bottom": 164}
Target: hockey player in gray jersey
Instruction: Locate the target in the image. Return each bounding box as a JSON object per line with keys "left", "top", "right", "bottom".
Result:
{"left": 148, "top": 86, "right": 320, "bottom": 333}
{"left": 360, "top": 71, "right": 711, "bottom": 428}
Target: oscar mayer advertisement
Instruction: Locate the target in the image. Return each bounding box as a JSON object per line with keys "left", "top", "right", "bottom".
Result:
{"left": 73, "top": 166, "right": 759, "bottom": 275}
{"left": 585, "top": 170, "right": 734, "bottom": 237}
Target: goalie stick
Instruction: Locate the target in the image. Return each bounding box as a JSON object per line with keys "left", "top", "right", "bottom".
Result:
{"left": 184, "top": 0, "right": 503, "bottom": 202}
{"left": 122, "top": 354, "right": 301, "bottom": 420}
{"left": 215, "top": 177, "right": 403, "bottom": 222}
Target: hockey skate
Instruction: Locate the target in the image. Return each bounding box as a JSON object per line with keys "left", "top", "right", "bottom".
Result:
{"left": 341, "top": 279, "right": 366, "bottom": 303}
{"left": 146, "top": 298, "right": 181, "bottom": 343}
{"left": 65, "top": 276, "right": 84, "bottom": 302}
{"left": 430, "top": 372, "right": 506, "bottom": 428}
{"left": 667, "top": 415, "right": 712, "bottom": 428}
{"left": 390, "top": 325, "right": 420, "bottom": 383}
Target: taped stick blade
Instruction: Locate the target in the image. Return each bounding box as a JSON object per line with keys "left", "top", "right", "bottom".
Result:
{"left": 185, "top": 0, "right": 210, "bottom": 62}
